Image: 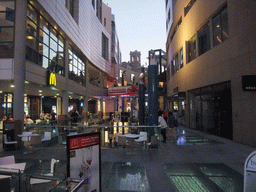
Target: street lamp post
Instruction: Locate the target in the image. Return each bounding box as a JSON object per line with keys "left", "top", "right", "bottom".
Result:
{"left": 139, "top": 67, "right": 145, "bottom": 126}
{"left": 121, "top": 70, "right": 126, "bottom": 134}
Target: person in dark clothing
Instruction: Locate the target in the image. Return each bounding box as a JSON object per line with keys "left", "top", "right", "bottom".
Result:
{"left": 70, "top": 104, "right": 79, "bottom": 126}
{"left": 167, "top": 111, "right": 177, "bottom": 140}
{"left": 50, "top": 110, "right": 56, "bottom": 125}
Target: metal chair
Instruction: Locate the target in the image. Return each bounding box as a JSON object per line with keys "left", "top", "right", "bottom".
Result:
{"left": 3, "top": 134, "right": 17, "bottom": 150}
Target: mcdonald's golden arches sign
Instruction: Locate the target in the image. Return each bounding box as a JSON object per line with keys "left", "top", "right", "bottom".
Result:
{"left": 47, "top": 71, "right": 56, "bottom": 86}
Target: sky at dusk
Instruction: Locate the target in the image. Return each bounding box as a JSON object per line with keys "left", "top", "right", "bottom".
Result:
{"left": 103, "top": 0, "right": 166, "bottom": 66}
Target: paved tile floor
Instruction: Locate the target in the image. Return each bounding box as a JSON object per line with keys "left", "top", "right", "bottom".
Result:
{"left": 101, "top": 126, "right": 255, "bottom": 192}
{"left": 1, "top": 125, "right": 255, "bottom": 191}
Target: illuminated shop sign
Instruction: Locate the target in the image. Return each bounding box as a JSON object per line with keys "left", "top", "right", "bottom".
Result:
{"left": 48, "top": 71, "right": 56, "bottom": 86}
{"left": 108, "top": 86, "right": 139, "bottom": 96}
{"left": 242, "top": 75, "right": 256, "bottom": 91}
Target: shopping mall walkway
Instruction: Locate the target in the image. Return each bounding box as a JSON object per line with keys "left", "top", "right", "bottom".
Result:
{"left": 1, "top": 125, "right": 255, "bottom": 191}
{"left": 101, "top": 125, "right": 255, "bottom": 192}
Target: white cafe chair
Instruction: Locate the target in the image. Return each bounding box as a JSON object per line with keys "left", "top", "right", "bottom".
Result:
{"left": 0, "top": 155, "right": 15, "bottom": 165}
{"left": 42, "top": 132, "right": 51, "bottom": 142}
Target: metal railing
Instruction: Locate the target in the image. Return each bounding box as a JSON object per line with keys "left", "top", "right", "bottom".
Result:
{"left": 1, "top": 123, "right": 163, "bottom": 191}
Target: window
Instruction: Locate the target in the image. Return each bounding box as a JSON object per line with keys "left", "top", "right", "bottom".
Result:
{"left": 26, "top": 3, "right": 65, "bottom": 75}
{"left": 187, "top": 35, "right": 197, "bottom": 63}
{"left": 102, "top": 33, "right": 109, "bottom": 61}
{"left": 0, "top": 1, "right": 15, "bottom": 58}
{"left": 119, "top": 70, "right": 123, "bottom": 78}
{"left": 104, "top": 18, "right": 106, "bottom": 27}
{"left": 184, "top": 0, "right": 197, "bottom": 16}
{"left": 96, "top": 0, "right": 102, "bottom": 22}
{"left": 92, "top": 0, "right": 95, "bottom": 9}
{"left": 180, "top": 48, "right": 183, "bottom": 69}
{"left": 170, "top": 17, "right": 182, "bottom": 42}
{"left": 174, "top": 54, "right": 179, "bottom": 73}
{"left": 198, "top": 22, "right": 211, "bottom": 56}
{"left": 213, "top": 6, "right": 228, "bottom": 47}
{"left": 68, "top": 45, "right": 86, "bottom": 86}
{"left": 66, "top": 0, "right": 74, "bottom": 16}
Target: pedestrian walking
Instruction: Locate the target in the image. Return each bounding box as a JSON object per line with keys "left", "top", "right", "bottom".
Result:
{"left": 167, "top": 111, "right": 177, "bottom": 140}
{"left": 158, "top": 110, "right": 168, "bottom": 142}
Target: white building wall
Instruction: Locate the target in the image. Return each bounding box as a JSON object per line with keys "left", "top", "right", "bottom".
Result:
{"left": 37, "top": 0, "right": 111, "bottom": 74}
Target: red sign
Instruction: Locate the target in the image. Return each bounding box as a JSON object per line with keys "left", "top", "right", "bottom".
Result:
{"left": 108, "top": 85, "right": 139, "bottom": 96}
{"left": 69, "top": 134, "right": 100, "bottom": 150}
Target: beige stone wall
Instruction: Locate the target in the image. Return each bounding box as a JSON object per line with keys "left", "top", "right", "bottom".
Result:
{"left": 166, "top": 0, "right": 256, "bottom": 146}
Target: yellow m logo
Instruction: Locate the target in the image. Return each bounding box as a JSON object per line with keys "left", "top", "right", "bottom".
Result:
{"left": 49, "top": 72, "right": 56, "bottom": 86}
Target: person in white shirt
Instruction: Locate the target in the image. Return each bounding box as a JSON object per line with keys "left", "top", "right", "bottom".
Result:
{"left": 40, "top": 111, "right": 45, "bottom": 120}
{"left": 25, "top": 115, "right": 34, "bottom": 125}
{"left": 158, "top": 110, "right": 168, "bottom": 142}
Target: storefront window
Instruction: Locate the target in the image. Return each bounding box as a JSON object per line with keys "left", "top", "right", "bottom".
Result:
{"left": 0, "top": 1, "right": 15, "bottom": 58}
{"left": 188, "top": 82, "right": 232, "bottom": 139}
{"left": 173, "top": 101, "right": 178, "bottom": 111}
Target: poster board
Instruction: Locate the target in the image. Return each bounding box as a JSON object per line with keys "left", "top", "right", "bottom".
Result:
{"left": 67, "top": 132, "right": 101, "bottom": 192}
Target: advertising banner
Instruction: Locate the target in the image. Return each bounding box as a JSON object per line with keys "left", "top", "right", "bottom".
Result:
{"left": 67, "top": 132, "right": 101, "bottom": 192}
{"left": 108, "top": 85, "right": 139, "bottom": 96}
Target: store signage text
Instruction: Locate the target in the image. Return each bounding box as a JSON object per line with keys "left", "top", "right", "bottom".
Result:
{"left": 69, "top": 134, "right": 100, "bottom": 150}
{"left": 108, "top": 86, "right": 139, "bottom": 96}
{"left": 242, "top": 75, "right": 256, "bottom": 91}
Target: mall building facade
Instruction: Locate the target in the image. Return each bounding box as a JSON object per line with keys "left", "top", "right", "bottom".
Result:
{"left": 0, "top": 0, "right": 119, "bottom": 123}
{"left": 166, "top": 0, "right": 256, "bottom": 146}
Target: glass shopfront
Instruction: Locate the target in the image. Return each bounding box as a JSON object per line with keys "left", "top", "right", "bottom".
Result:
{"left": 188, "top": 81, "right": 232, "bottom": 140}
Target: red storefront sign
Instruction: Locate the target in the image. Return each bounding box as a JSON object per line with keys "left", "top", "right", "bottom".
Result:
{"left": 108, "top": 85, "right": 139, "bottom": 96}
{"left": 69, "top": 134, "right": 100, "bottom": 150}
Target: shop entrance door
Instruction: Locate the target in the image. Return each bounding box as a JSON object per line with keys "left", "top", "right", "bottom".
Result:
{"left": 189, "top": 82, "right": 233, "bottom": 140}
{"left": 30, "top": 97, "right": 40, "bottom": 120}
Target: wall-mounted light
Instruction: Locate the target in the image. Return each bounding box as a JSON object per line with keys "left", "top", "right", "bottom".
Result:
{"left": 10, "top": 85, "right": 14, "bottom": 88}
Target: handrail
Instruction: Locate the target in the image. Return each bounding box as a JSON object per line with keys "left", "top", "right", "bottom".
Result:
{"left": 71, "top": 179, "right": 85, "bottom": 192}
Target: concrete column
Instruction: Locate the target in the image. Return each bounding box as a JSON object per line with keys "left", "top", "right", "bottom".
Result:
{"left": 13, "top": 0, "right": 27, "bottom": 123}
{"left": 62, "top": 38, "right": 69, "bottom": 115}
{"left": 84, "top": 60, "right": 89, "bottom": 113}
{"left": 100, "top": 72, "right": 103, "bottom": 113}
{"left": 62, "top": 91, "right": 69, "bottom": 115}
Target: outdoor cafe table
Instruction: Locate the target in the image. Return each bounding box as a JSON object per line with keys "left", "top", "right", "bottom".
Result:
{"left": 118, "top": 134, "right": 144, "bottom": 139}
{"left": 0, "top": 163, "right": 26, "bottom": 173}
{"left": 18, "top": 133, "right": 40, "bottom": 153}
{"left": 18, "top": 133, "right": 39, "bottom": 142}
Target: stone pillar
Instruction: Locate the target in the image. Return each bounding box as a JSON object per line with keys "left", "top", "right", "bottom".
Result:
{"left": 62, "top": 38, "right": 70, "bottom": 116}
{"left": 84, "top": 60, "right": 89, "bottom": 113}
{"left": 13, "top": 0, "right": 27, "bottom": 124}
